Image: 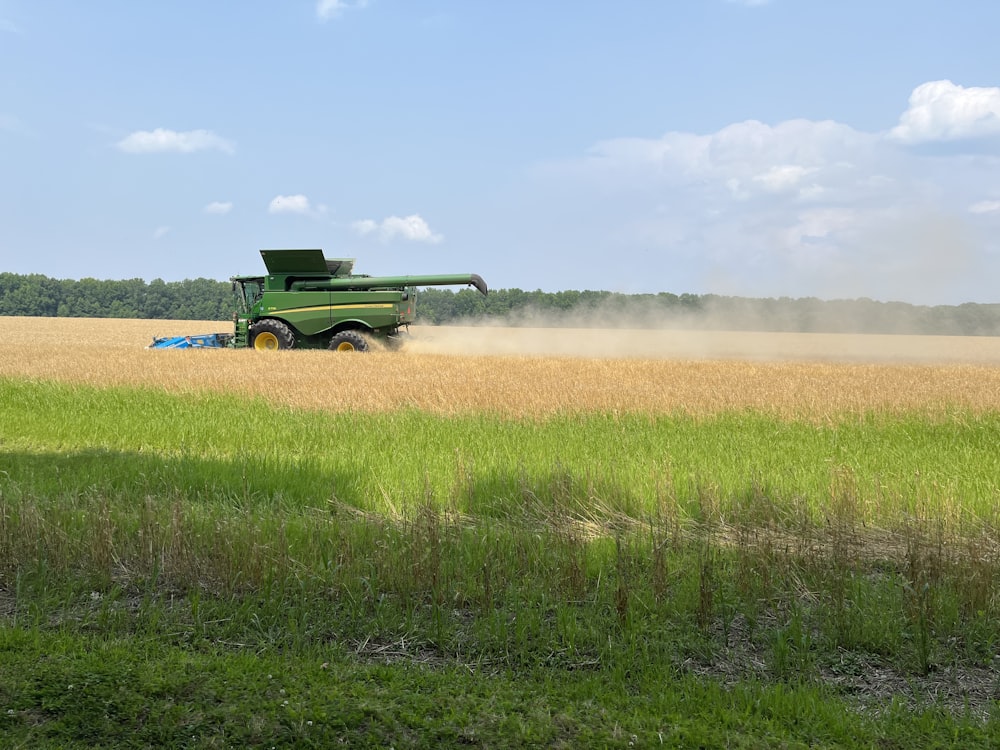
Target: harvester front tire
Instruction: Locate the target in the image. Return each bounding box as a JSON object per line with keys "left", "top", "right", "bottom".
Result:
{"left": 251, "top": 320, "right": 296, "bottom": 351}
{"left": 329, "top": 330, "right": 369, "bottom": 352}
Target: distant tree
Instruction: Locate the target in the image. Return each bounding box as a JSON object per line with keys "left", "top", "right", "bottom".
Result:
{"left": 143, "top": 279, "right": 176, "bottom": 319}
{"left": 0, "top": 274, "right": 60, "bottom": 316}
{"left": 1, "top": 270, "right": 999, "bottom": 334}
{"left": 172, "top": 278, "right": 230, "bottom": 320}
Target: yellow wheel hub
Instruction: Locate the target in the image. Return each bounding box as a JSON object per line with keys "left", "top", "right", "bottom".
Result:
{"left": 335, "top": 341, "right": 356, "bottom": 351}
{"left": 254, "top": 332, "right": 280, "bottom": 350}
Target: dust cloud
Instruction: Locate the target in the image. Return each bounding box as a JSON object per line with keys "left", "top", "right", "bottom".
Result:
{"left": 409, "top": 271, "right": 1000, "bottom": 363}
{"left": 404, "top": 324, "right": 1000, "bottom": 364}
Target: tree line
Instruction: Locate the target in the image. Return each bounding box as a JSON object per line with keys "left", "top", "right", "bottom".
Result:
{"left": 2, "top": 271, "right": 998, "bottom": 335}
{"left": 0, "top": 273, "right": 232, "bottom": 320}
{"left": 416, "top": 288, "right": 1000, "bottom": 336}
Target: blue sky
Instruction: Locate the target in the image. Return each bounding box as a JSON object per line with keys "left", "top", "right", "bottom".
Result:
{"left": 2, "top": 1, "right": 999, "bottom": 304}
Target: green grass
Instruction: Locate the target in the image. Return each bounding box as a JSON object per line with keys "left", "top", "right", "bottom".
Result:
{"left": 3, "top": 378, "right": 999, "bottom": 523}
{"left": 8, "top": 626, "right": 987, "bottom": 749}
{"left": 2, "top": 377, "right": 1000, "bottom": 747}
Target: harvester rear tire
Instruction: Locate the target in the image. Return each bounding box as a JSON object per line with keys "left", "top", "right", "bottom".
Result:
{"left": 251, "top": 320, "right": 296, "bottom": 350}
{"left": 329, "top": 330, "right": 369, "bottom": 352}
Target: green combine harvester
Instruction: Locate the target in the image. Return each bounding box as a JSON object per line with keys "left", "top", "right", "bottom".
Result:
{"left": 149, "top": 248, "right": 487, "bottom": 352}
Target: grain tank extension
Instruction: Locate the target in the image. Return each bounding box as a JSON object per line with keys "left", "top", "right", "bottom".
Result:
{"left": 149, "top": 248, "right": 487, "bottom": 352}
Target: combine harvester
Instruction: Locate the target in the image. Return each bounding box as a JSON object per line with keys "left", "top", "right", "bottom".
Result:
{"left": 149, "top": 248, "right": 487, "bottom": 352}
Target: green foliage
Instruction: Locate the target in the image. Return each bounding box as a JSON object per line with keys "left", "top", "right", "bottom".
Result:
{"left": 0, "top": 272, "right": 231, "bottom": 320}
{"left": 5, "top": 627, "right": 992, "bottom": 748}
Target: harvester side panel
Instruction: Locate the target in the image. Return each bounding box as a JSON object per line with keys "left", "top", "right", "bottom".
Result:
{"left": 259, "top": 291, "right": 333, "bottom": 335}
{"left": 261, "top": 290, "right": 408, "bottom": 339}
{"left": 329, "top": 290, "right": 406, "bottom": 331}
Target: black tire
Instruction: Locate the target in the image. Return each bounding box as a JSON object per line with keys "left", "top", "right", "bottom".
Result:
{"left": 250, "top": 319, "right": 296, "bottom": 350}
{"left": 328, "top": 330, "right": 370, "bottom": 352}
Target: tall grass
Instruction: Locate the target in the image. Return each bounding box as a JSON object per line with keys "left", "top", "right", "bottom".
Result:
{"left": 4, "top": 474, "right": 1000, "bottom": 690}
{"left": 3, "top": 378, "right": 1000, "bottom": 682}
{"left": 4, "top": 323, "right": 1000, "bottom": 744}
{"left": 3, "top": 378, "right": 998, "bottom": 524}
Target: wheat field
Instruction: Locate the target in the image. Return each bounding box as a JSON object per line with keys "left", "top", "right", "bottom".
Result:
{"left": 3, "top": 315, "right": 1000, "bottom": 417}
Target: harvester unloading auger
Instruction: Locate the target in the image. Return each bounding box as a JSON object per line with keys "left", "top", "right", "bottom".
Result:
{"left": 149, "top": 248, "right": 487, "bottom": 351}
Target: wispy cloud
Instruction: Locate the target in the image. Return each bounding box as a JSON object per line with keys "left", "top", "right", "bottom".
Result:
{"left": 352, "top": 214, "right": 443, "bottom": 244}
{"left": 726, "top": 0, "right": 772, "bottom": 6}
{"left": 969, "top": 200, "right": 1000, "bottom": 215}
{"left": 204, "top": 201, "right": 233, "bottom": 215}
{"left": 117, "top": 128, "right": 235, "bottom": 154}
{"left": 316, "top": 0, "right": 370, "bottom": 22}
{"left": 889, "top": 80, "right": 1000, "bottom": 144}
{"left": 0, "top": 17, "right": 23, "bottom": 34}
{"left": 152, "top": 226, "right": 170, "bottom": 240}
{"left": 268, "top": 194, "right": 328, "bottom": 218}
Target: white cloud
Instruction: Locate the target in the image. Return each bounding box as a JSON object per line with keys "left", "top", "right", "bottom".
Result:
{"left": 752, "top": 165, "right": 813, "bottom": 193}
{"left": 0, "top": 18, "right": 22, "bottom": 33}
{"left": 152, "top": 226, "right": 170, "bottom": 240}
{"left": 352, "top": 219, "right": 378, "bottom": 235}
{"left": 889, "top": 80, "right": 1000, "bottom": 144}
{"left": 534, "top": 79, "right": 999, "bottom": 303}
{"left": 117, "top": 128, "right": 235, "bottom": 154}
{"left": 316, "top": 0, "right": 369, "bottom": 21}
{"left": 578, "top": 118, "right": 875, "bottom": 202}
{"left": 204, "top": 201, "right": 233, "bottom": 215}
{"left": 267, "top": 194, "right": 329, "bottom": 219}
{"left": 727, "top": 0, "right": 771, "bottom": 6}
{"left": 268, "top": 194, "right": 312, "bottom": 214}
{"left": 777, "top": 208, "right": 856, "bottom": 254}
{"left": 969, "top": 200, "right": 1000, "bottom": 215}
{"left": 352, "top": 214, "right": 443, "bottom": 243}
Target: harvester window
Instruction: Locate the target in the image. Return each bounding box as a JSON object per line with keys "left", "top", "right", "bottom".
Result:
{"left": 238, "top": 281, "right": 263, "bottom": 313}
{"left": 248, "top": 284, "right": 262, "bottom": 306}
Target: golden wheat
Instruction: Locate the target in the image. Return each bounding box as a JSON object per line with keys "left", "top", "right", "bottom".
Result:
{"left": 3, "top": 316, "right": 1000, "bottom": 418}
